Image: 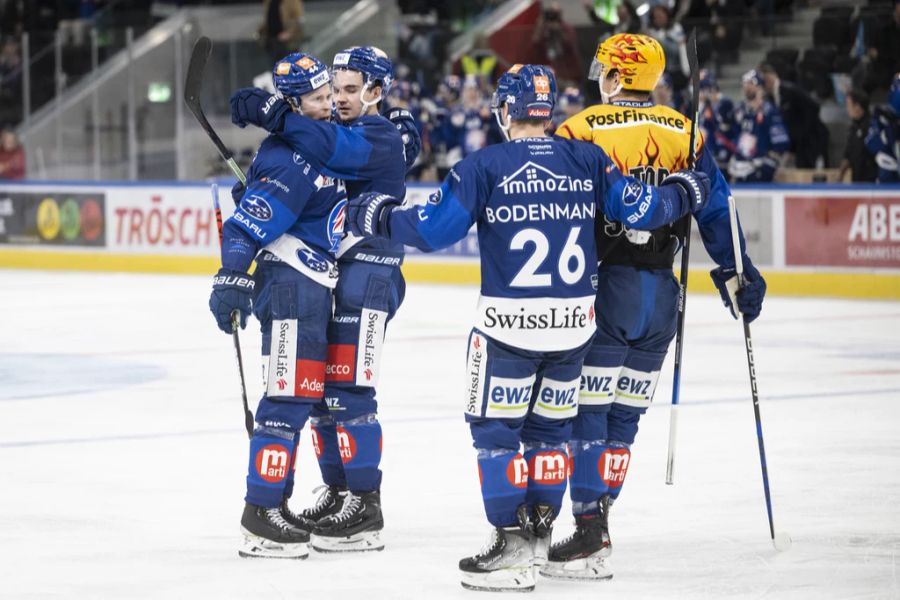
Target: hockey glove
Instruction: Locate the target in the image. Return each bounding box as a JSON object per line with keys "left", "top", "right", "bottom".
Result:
{"left": 230, "top": 87, "right": 290, "bottom": 132}
{"left": 209, "top": 267, "right": 255, "bottom": 333}
{"left": 387, "top": 109, "right": 422, "bottom": 170}
{"left": 710, "top": 259, "right": 766, "bottom": 323}
{"left": 661, "top": 169, "right": 711, "bottom": 213}
{"left": 347, "top": 192, "right": 401, "bottom": 238}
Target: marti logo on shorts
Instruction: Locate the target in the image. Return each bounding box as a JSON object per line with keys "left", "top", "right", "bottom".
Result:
{"left": 529, "top": 450, "right": 567, "bottom": 484}
{"left": 255, "top": 444, "right": 290, "bottom": 483}
{"left": 600, "top": 447, "right": 631, "bottom": 486}
{"left": 336, "top": 426, "right": 356, "bottom": 463}
{"left": 506, "top": 453, "right": 528, "bottom": 488}
{"left": 484, "top": 304, "right": 590, "bottom": 330}
{"left": 497, "top": 162, "right": 593, "bottom": 196}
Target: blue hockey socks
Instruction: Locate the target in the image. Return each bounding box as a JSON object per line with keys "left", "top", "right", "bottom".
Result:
{"left": 477, "top": 449, "right": 528, "bottom": 527}
{"left": 337, "top": 413, "right": 383, "bottom": 492}
{"left": 524, "top": 443, "right": 568, "bottom": 518}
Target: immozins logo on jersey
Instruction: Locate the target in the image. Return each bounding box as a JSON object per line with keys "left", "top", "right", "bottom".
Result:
{"left": 255, "top": 443, "right": 290, "bottom": 483}
{"left": 241, "top": 195, "right": 273, "bottom": 221}
{"left": 497, "top": 161, "right": 593, "bottom": 196}
{"left": 327, "top": 199, "right": 347, "bottom": 253}
{"left": 528, "top": 450, "right": 567, "bottom": 485}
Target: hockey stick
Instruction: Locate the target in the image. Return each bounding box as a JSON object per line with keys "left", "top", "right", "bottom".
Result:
{"left": 665, "top": 29, "right": 700, "bottom": 485}
{"left": 727, "top": 196, "right": 791, "bottom": 552}
{"left": 188, "top": 36, "right": 253, "bottom": 438}
{"left": 185, "top": 36, "right": 246, "bottom": 185}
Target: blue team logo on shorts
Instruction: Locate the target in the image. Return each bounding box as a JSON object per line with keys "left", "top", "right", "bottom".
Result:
{"left": 241, "top": 195, "right": 273, "bottom": 221}
{"left": 622, "top": 181, "right": 643, "bottom": 206}
{"left": 327, "top": 199, "right": 347, "bottom": 253}
{"left": 297, "top": 248, "right": 329, "bottom": 272}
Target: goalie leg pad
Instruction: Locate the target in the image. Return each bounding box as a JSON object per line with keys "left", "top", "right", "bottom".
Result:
{"left": 245, "top": 419, "right": 308, "bottom": 508}
{"left": 335, "top": 413, "right": 383, "bottom": 492}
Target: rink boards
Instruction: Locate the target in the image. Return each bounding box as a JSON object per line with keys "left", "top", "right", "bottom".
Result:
{"left": 0, "top": 180, "right": 898, "bottom": 299}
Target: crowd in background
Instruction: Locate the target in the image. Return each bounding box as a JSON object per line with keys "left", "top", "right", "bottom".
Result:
{"left": 0, "top": 0, "right": 899, "bottom": 183}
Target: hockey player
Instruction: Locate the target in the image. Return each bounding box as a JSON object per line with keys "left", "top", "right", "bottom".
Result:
{"left": 343, "top": 64, "right": 711, "bottom": 592}
{"left": 230, "top": 46, "right": 420, "bottom": 553}
{"left": 208, "top": 53, "right": 345, "bottom": 559}
{"left": 550, "top": 33, "right": 768, "bottom": 580}
{"left": 698, "top": 69, "right": 739, "bottom": 175}
{"left": 865, "top": 73, "right": 900, "bottom": 183}
{"left": 728, "top": 69, "right": 790, "bottom": 183}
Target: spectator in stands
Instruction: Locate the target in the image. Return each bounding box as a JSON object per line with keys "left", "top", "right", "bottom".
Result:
{"left": 698, "top": 69, "right": 739, "bottom": 175}
{"left": 532, "top": 2, "right": 582, "bottom": 83}
{"left": 644, "top": 5, "right": 689, "bottom": 89}
{"left": 839, "top": 89, "right": 878, "bottom": 183}
{"left": 0, "top": 125, "right": 25, "bottom": 179}
{"left": 460, "top": 33, "right": 509, "bottom": 92}
{"left": 865, "top": 73, "right": 900, "bottom": 183}
{"left": 584, "top": 0, "right": 641, "bottom": 36}
{"left": 729, "top": 69, "right": 789, "bottom": 183}
{"left": 550, "top": 86, "right": 584, "bottom": 134}
{"left": 869, "top": 1, "right": 900, "bottom": 92}
{"left": 759, "top": 62, "right": 829, "bottom": 169}
{"left": 258, "top": 0, "right": 303, "bottom": 64}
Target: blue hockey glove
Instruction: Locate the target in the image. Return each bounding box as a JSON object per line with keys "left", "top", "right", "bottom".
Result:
{"left": 231, "top": 180, "right": 245, "bottom": 204}
{"left": 230, "top": 87, "right": 290, "bottom": 132}
{"left": 710, "top": 259, "right": 766, "bottom": 323}
{"left": 662, "top": 169, "right": 710, "bottom": 213}
{"left": 347, "top": 192, "right": 401, "bottom": 238}
{"left": 387, "top": 109, "right": 422, "bottom": 170}
{"left": 209, "top": 267, "right": 255, "bottom": 333}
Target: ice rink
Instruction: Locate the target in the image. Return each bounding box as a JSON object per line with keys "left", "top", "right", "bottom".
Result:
{"left": 1, "top": 269, "right": 898, "bottom": 599}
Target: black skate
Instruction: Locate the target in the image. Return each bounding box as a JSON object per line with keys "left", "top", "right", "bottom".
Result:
{"left": 539, "top": 495, "right": 612, "bottom": 581}
{"left": 300, "top": 485, "right": 347, "bottom": 524}
{"left": 311, "top": 490, "right": 384, "bottom": 553}
{"left": 239, "top": 502, "right": 310, "bottom": 559}
{"left": 279, "top": 498, "right": 314, "bottom": 533}
{"left": 530, "top": 503, "right": 555, "bottom": 567}
{"left": 459, "top": 506, "right": 535, "bottom": 592}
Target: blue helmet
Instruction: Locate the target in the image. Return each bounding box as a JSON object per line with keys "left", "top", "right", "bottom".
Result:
{"left": 491, "top": 64, "right": 557, "bottom": 121}
{"left": 332, "top": 46, "right": 394, "bottom": 98}
{"left": 698, "top": 68, "right": 717, "bottom": 90}
{"left": 272, "top": 52, "right": 330, "bottom": 108}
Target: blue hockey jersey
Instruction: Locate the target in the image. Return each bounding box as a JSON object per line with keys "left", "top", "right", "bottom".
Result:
{"left": 729, "top": 99, "right": 790, "bottom": 182}
{"left": 699, "top": 95, "right": 739, "bottom": 166}
{"left": 865, "top": 105, "right": 900, "bottom": 183}
{"left": 222, "top": 135, "right": 347, "bottom": 287}
{"left": 386, "top": 136, "right": 692, "bottom": 352}
{"left": 275, "top": 112, "right": 408, "bottom": 254}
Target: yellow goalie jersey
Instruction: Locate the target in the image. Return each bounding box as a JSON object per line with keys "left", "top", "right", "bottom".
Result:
{"left": 556, "top": 102, "right": 702, "bottom": 185}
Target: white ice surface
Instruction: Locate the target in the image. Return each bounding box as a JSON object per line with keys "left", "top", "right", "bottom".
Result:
{"left": 1, "top": 270, "right": 899, "bottom": 599}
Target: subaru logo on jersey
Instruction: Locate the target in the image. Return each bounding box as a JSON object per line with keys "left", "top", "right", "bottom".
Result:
{"left": 497, "top": 161, "right": 593, "bottom": 196}
{"left": 428, "top": 189, "right": 442, "bottom": 205}
{"left": 327, "top": 199, "right": 347, "bottom": 253}
{"left": 622, "top": 180, "right": 643, "bottom": 206}
{"left": 241, "top": 195, "right": 273, "bottom": 221}
{"left": 297, "top": 248, "right": 329, "bottom": 272}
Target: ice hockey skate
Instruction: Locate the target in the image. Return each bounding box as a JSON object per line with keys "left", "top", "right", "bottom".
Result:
{"left": 300, "top": 485, "right": 348, "bottom": 524}
{"left": 459, "top": 525, "right": 536, "bottom": 592}
{"left": 530, "top": 503, "right": 555, "bottom": 567}
{"left": 238, "top": 502, "right": 310, "bottom": 559}
{"left": 311, "top": 490, "right": 385, "bottom": 553}
{"left": 539, "top": 496, "right": 613, "bottom": 581}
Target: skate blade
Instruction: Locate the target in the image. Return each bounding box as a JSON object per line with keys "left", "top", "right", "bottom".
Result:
{"left": 539, "top": 557, "right": 612, "bottom": 581}
{"left": 311, "top": 530, "right": 384, "bottom": 553}
{"left": 239, "top": 529, "right": 309, "bottom": 559}
{"left": 460, "top": 567, "right": 535, "bottom": 592}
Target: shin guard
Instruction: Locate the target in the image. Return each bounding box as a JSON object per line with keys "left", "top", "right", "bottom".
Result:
{"left": 336, "top": 413, "right": 383, "bottom": 493}
{"left": 523, "top": 443, "right": 568, "bottom": 518}
{"left": 477, "top": 449, "right": 528, "bottom": 527}
{"left": 310, "top": 412, "right": 348, "bottom": 489}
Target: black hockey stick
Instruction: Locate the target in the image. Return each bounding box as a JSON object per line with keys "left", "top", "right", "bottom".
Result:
{"left": 187, "top": 38, "right": 253, "bottom": 439}
{"left": 185, "top": 36, "right": 246, "bottom": 185}
{"left": 727, "top": 196, "right": 791, "bottom": 552}
{"left": 665, "top": 29, "right": 700, "bottom": 485}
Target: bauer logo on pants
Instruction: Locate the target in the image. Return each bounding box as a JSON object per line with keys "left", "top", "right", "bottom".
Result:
{"left": 267, "top": 320, "right": 298, "bottom": 397}
{"left": 356, "top": 308, "right": 387, "bottom": 386}
{"left": 255, "top": 444, "right": 290, "bottom": 483}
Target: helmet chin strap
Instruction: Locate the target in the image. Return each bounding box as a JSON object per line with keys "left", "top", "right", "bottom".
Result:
{"left": 493, "top": 108, "right": 512, "bottom": 141}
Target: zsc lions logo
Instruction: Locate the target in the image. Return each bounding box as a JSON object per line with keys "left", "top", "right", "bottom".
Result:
{"left": 297, "top": 248, "right": 329, "bottom": 273}
{"left": 241, "top": 195, "right": 273, "bottom": 221}
{"left": 622, "top": 181, "right": 643, "bottom": 206}
{"left": 327, "top": 199, "right": 347, "bottom": 253}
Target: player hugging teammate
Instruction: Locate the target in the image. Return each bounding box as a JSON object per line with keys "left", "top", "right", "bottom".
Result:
{"left": 345, "top": 63, "right": 710, "bottom": 591}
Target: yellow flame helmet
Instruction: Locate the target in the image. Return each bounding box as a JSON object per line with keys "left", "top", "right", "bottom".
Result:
{"left": 589, "top": 33, "right": 666, "bottom": 93}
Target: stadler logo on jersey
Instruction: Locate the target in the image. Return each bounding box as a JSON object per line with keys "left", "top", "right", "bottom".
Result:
{"left": 327, "top": 200, "right": 347, "bottom": 253}
{"left": 255, "top": 444, "right": 290, "bottom": 483}
{"left": 241, "top": 195, "right": 273, "bottom": 221}
{"left": 497, "top": 161, "right": 593, "bottom": 196}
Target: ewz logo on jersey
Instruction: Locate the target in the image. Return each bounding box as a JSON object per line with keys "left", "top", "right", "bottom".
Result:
{"left": 327, "top": 199, "right": 347, "bottom": 253}
{"left": 486, "top": 374, "right": 535, "bottom": 418}
{"left": 496, "top": 162, "right": 594, "bottom": 196}
{"left": 255, "top": 443, "right": 290, "bottom": 483}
